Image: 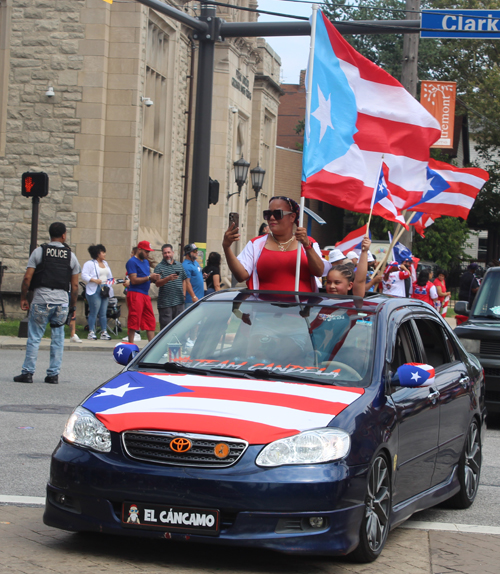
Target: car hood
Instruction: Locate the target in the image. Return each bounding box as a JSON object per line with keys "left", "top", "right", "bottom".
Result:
{"left": 81, "top": 371, "right": 364, "bottom": 445}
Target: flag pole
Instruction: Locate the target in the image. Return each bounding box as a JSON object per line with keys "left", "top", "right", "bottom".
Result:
{"left": 366, "top": 155, "right": 384, "bottom": 237}
{"left": 295, "top": 3, "right": 319, "bottom": 291}
{"left": 372, "top": 211, "right": 414, "bottom": 275}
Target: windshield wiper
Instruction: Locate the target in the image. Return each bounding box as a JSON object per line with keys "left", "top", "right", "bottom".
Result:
{"left": 137, "top": 362, "right": 250, "bottom": 378}
{"left": 242, "top": 368, "right": 342, "bottom": 385}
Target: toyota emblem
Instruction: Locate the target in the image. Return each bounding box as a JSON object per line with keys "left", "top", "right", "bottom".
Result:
{"left": 170, "top": 437, "right": 192, "bottom": 453}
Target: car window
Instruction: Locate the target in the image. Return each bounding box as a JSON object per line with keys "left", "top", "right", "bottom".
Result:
{"left": 389, "top": 321, "right": 418, "bottom": 374}
{"left": 137, "top": 300, "right": 376, "bottom": 386}
{"left": 413, "top": 318, "right": 452, "bottom": 368}
{"left": 471, "top": 271, "right": 500, "bottom": 319}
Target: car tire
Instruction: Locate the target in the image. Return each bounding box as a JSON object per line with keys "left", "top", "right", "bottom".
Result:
{"left": 446, "top": 419, "right": 481, "bottom": 509}
{"left": 349, "top": 453, "right": 392, "bottom": 563}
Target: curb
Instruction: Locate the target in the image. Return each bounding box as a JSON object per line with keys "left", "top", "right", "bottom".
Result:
{"left": 0, "top": 336, "right": 149, "bottom": 353}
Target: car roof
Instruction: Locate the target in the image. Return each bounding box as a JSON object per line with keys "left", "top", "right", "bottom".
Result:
{"left": 200, "top": 289, "right": 434, "bottom": 315}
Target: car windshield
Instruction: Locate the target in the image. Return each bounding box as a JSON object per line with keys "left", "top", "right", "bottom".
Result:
{"left": 471, "top": 271, "right": 500, "bottom": 319}
{"left": 136, "top": 296, "right": 376, "bottom": 387}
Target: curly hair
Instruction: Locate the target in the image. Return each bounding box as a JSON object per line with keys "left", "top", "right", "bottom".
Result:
{"left": 88, "top": 243, "right": 106, "bottom": 260}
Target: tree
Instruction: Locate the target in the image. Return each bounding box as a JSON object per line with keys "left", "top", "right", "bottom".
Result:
{"left": 413, "top": 216, "right": 471, "bottom": 269}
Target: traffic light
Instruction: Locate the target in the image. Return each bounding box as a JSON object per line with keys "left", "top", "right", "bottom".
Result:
{"left": 21, "top": 172, "right": 49, "bottom": 198}
{"left": 208, "top": 177, "right": 219, "bottom": 206}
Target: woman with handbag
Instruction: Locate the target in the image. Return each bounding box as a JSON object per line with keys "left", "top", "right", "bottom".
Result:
{"left": 81, "top": 244, "right": 114, "bottom": 340}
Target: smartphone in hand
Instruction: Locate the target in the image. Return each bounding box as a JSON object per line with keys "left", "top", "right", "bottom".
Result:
{"left": 229, "top": 212, "right": 239, "bottom": 229}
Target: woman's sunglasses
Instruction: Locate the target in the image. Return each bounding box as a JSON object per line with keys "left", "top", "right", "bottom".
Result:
{"left": 263, "top": 209, "right": 294, "bottom": 221}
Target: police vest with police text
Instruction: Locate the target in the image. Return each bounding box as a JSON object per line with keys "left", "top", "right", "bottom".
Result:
{"left": 29, "top": 243, "right": 72, "bottom": 291}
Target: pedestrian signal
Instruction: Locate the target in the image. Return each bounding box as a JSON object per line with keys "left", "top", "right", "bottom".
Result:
{"left": 208, "top": 177, "right": 219, "bottom": 206}
{"left": 22, "top": 172, "right": 49, "bottom": 198}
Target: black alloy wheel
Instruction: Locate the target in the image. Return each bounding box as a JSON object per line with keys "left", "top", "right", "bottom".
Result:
{"left": 447, "top": 419, "right": 481, "bottom": 509}
{"left": 350, "top": 453, "right": 392, "bottom": 563}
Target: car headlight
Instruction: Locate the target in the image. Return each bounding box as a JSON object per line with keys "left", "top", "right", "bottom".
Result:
{"left": 63, "top": 406, "right": 112, "bottom": 452}
{"left": 256, "top": 428, "right": 350, "bottom": 467}
{"left": 459, "top": 338, "right": 480, "bottom": 354}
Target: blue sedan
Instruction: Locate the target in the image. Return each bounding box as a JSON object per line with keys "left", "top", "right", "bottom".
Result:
{"left": 44, "top": 290, "right": 485, "bottom": 562}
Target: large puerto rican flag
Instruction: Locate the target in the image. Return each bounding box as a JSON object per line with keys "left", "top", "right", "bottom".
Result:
{"left": 82, "top": 371, "right": 364, "bottom": 445}
{"left": 405, "top": 158, "right": 489, "bottom": 219}
{"left": 301, "top": 11, "right": 441, "bottom": 212}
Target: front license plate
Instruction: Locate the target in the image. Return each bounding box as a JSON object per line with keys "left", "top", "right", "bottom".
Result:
{"left": 122, "top": 501, "right": 220, "bottom": 536}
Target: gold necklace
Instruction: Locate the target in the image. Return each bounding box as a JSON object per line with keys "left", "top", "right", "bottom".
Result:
{"left": 271, "top": 233, "right": 295, "bottom": 252}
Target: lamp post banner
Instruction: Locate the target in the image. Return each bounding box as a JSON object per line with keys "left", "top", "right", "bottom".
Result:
{"left": 421, "top": 9, "right": 500, "bottom": 39}
{"left": 420, "top": 81, "right": 456, "bottom": 149}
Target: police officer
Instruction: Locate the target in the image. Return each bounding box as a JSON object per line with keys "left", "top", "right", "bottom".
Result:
{"left": 13, "top": 222, "right": 80, "bottom": 384}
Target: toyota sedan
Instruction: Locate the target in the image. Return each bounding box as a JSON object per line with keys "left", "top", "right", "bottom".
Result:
{"left": 44, "top": 290, "right": 485, "bottom": 562}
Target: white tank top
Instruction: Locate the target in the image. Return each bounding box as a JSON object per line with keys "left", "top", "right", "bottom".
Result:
{"left": 98, "top": 265, "right": 108, "bottom": 283}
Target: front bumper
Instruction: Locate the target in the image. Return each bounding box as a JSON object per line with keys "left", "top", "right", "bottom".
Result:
{"left": 43, "top": 440, "right": 368, "bottom": 556}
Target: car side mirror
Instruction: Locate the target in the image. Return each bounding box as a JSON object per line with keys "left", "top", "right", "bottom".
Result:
{"left": 396, "top": 363, "right": 436, "bottom": 388}
{"left": 454, "top": 301, "right": 469, "bottom": 316}
{"left": 113, "top": 343, "right": 139, "bottom": 366}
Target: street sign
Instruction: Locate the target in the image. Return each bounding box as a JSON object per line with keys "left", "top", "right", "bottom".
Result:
{"left": 421, "top": 10, "right": 500, "bottom": 39}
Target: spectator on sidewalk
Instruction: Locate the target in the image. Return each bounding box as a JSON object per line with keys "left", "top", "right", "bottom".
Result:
{"left": 154, "top": 244, "right": 191, "bottom": 330}
{"left": 183, "top": 244, "right": 204, "bottom": 308}
{"left": 203, "top": 251, "right": 222, "bottom": 294}
{"left": 13, "top": 222, "right": 80, "bottom": 385}
{"left": 125, "top": 241, "right": 160, "bottom": 343}
{"left": 459, "top": 263, "right": 480, "bottom": 307}
{"left": 81, "top": 244, "right": 115, "bottom": 341}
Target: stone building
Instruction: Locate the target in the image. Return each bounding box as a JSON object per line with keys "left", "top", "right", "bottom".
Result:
{"left": 0, "top": 0, "right": 281, "bottom": 315}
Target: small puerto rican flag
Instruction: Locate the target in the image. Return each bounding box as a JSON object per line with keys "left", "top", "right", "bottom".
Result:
{"left": 397, "top": 363, "right": 435, "bottom": 387}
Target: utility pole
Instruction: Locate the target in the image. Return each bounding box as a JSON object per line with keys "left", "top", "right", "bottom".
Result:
{"left": 134, "top": 0, "right": 421, "bottom": 245}
{"left": 400, "top": 0, "right": 421, "bottom": 250}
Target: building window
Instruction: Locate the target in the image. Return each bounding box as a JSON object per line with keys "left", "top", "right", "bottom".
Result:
{"left": 140, "top": 21, "right": 168, "bottom": 230}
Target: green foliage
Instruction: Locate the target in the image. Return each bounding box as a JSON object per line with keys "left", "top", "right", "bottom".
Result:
{"left": 348, "top": 211, "right": 395, "bottom": 240}
{"left": 413, "top": 216, "right": 472, "bottom": 268}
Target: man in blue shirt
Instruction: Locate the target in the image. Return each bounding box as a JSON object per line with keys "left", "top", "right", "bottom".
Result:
{"left": 182, "top": 244, "right": 204, "bottom": 307}
{"left": 125, "top": 240, "right": 160, "bottom": 342}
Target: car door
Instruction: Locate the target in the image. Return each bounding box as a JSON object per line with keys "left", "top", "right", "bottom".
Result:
{"left": 386, "top": 317, "right": 440, "bottom": 504}
{"left": 412, "top": 315, "right": 471, "bottom": 487}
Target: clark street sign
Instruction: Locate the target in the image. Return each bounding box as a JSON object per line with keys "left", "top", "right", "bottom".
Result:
{"left": 421, "top": 9, "right": 500, "bottom": 39}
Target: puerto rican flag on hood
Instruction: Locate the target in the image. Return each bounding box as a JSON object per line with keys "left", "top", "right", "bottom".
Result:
{"left": 397, "top": 363, "right": 435, "bottom": 387}
{"left": 81, "top": 371, "right": 364, "bottom": 445}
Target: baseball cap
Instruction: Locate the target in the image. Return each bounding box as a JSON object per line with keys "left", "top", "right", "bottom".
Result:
{"left": 367, "top": 251, "right": 374, "bottom": 262}
{"left": 346, "top": 250, "right": 359, "bottom": 261}
{"left": 137, "top": 240, "right": 153, "bottom": 252}
{"left": 329, "top": 249, "right": 345, "bottom": 264}
{"left": 184, "top": 243, "right": 198, "bottom": 256}
{"left": 468, "top": 262, "right": 478, "bottom": 270}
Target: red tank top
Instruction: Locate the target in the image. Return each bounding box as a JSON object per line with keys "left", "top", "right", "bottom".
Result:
{"left": 412, "top": 281, "right": 434, "bottom": 305}
{"left": 256, "top": 247, "right": 313, "bottom": 291}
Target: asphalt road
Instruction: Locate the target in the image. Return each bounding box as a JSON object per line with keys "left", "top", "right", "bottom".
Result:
{"left": 1, "top": 349, "right": 499, "bottom": 529}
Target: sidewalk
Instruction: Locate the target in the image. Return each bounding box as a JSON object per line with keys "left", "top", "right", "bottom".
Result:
{"left": 0, "top": 505, "right": 498, "bottom": 573}
{"left": 0, "top": 335, "right": 149, "bottom": 353}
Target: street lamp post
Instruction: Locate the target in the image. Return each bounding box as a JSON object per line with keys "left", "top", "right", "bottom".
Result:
{"left": 227, "top": 156, "right": 250, "bottom": 200}
{"left": 245, "top": 164, "right": 266, "bottom": 204}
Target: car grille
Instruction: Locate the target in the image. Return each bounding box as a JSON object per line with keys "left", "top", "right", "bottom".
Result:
{"left": 485, "top": 390, "right": 500, "bottom": 404}
{"left": 122, "top": 431, "right": 248, "bottom": 468}
{"left": 484, "top": 367, "right": 500, "bottom": 378}
{"left": 480, "top": 340, "right": 500, "bottom": 355}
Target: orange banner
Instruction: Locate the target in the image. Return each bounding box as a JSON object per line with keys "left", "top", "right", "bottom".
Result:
{"left": 421, "top": 81, "right": 457, "bottom": 149}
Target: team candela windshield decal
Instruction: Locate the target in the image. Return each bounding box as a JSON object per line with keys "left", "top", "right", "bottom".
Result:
{"left": 82, "top": 371, "right": 364, "bottom": 444}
